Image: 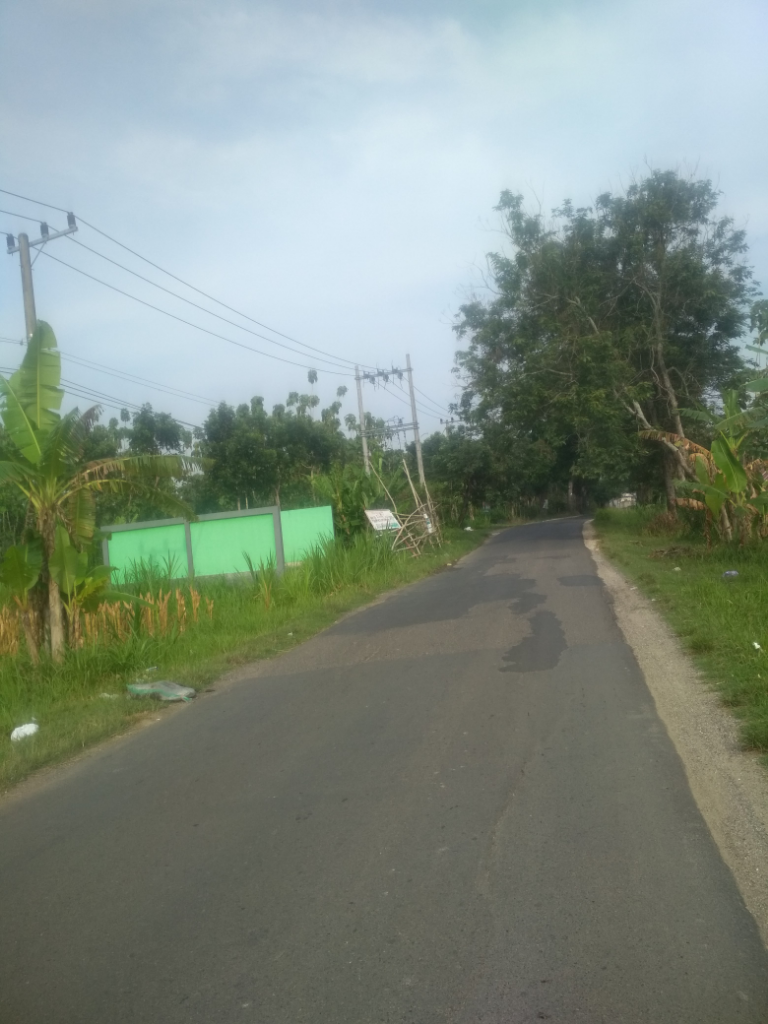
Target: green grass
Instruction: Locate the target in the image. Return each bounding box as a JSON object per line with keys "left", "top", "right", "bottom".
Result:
{"left": 593, "top": 506, "right": 768, "bottom": 761}
{"left": 0, "top": 528, "right": 491, "bottom": 793}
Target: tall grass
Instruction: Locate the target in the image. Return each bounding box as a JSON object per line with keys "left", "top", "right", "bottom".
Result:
{"left": 0, "top": 528, "right": 488, "bottom": 791}
{"left": 594, "top": 507, "right": 768, "bottom": 763}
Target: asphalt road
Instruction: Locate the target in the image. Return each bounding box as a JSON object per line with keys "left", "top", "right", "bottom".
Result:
{"left": 2, "top": 518, "right": 768, "bottom": 1023}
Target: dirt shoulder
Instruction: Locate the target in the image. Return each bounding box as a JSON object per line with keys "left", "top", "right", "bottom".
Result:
{"left": 584, "top": 520, "right": 768, "bottom": 949}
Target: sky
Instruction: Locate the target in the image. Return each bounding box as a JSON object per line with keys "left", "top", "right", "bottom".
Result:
{"left": 1, "top": 0, "right": 767, "bottom": 440}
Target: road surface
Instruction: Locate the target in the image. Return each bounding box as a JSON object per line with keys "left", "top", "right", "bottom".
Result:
{"left": 2, "top": 518, "right": 768, "bottom": 1023}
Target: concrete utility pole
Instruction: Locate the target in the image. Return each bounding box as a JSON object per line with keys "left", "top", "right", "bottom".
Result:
{"left": 17, "top": 234, "right": 37, "bottom": 341}
{"left": 405, "top": 353, "right": 426, "bottom": 487}
{"left": 6, "top": 215, "right": 78, "bottom": 340}
{"left": 355, "top": 365, "right": 371, "bottom": 475}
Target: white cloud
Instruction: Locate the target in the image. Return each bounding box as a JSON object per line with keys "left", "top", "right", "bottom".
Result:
{"left": 0, "top": 0, "right": 766, "bottom": 431}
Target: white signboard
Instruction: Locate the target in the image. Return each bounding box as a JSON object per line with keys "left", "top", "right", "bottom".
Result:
{"left": 365, "top": 509, "right": 400, "bottom": 532}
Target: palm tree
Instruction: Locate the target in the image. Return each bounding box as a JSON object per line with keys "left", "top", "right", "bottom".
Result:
{"left": 0, "top": 322, "right": 200, "bottom": 661}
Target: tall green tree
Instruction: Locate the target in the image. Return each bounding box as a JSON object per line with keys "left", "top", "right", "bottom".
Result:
{"left": 193, "top": 390, "right": 351, "bottom": 512}
{"left": 455, "top": 170, "right": 758, "bottom": 507}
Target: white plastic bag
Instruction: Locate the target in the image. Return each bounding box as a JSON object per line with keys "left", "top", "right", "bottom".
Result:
{"left": 11, "top": 722, "right": 39, "bottom": 742}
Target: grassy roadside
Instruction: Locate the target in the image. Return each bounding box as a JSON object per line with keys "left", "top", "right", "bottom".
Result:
{"left": 593, "top": 507, "right": 768, "bottom": 762}
{"left": 0, "top": 527, "right": 493, "bottom": 793}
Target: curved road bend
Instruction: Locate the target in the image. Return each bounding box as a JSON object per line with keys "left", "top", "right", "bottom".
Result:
{"left": 2, "top": 518, "right": 768, "bottom": 1023}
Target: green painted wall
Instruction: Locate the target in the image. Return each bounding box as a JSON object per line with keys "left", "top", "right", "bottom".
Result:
{"left": 190, "top": 515, "right": 276, "bottom": 577}
{"left": 104, "top": 506, "right": 334, "bottom": 580}
{"left": 109, "top": 524, "right": 189, "bottom": 582}
{"left": 281, "top": 506, "right": 334, "bottom": 562}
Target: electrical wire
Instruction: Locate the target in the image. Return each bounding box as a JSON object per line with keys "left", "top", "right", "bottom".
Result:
{"left": 378, "top": 381, "right": 442, "bottom": 422}
{"left": 36, "top": 248, "right": 356, "bottom": 377}
{"left": 384, "top": 376, "right": 445, "bottom": 421}
{"left": 61, "top": 351, "right": 220, "bottom": 407}
{"left": 2, "top": 187, "right": 451, "bottom": 423}
{"left": 64, "top": 234, "right": 358, "bottom": 372}
{"left": 59, "top": 377, "right": 201, "bottom": 429}
{"left": 0, "top": 359, "right": 203, "bottom": 428}
{"left": 0, "top": 189, "right": 70, "bottom": 213}
{"left": 0, "top": 208, "right": 47, "bottom": 224}
{"left": 413, "top": 383, "right": 452, "bottom": 415}
{"left": 60, "top": 355, "right": 218, "bottom": 409}
{"left": 73, "top": 219, "right": 378, "bottom": 371}
{"left": 0, "top": 187, "right": 378, "bottom": 371}
{"left": 393, "top": 379, "right": 449, "bottom": 418}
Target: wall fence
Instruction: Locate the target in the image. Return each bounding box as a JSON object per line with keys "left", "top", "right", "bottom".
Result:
{"left": 101, "top": 505, "right": 334, "bottom": 582}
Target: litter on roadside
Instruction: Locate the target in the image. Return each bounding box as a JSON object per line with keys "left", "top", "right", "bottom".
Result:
{"left": 99, "top": 693, "right": 119, "bottom": 700}
{"left": 723, "top": 570, "right": 739, "bottom": 579}
{"left": 753, "top": 642, "right": 762, "bottom": 651}
{"left": 126, "top": 681, "right": 196, "bottom": 702}
{"left": 673, "top": 567, "right": 681, "bottom": 572}
{"left": 464, "top": 527, "right": 473, "bottom": 532}
{"left": 10, "top": 722, "right": 38, "bottom": 742}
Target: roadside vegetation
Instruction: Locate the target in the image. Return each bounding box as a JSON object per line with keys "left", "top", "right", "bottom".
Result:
{"left": 0, "top": 325, "right": 496, "bottom": 792}
{"left": 594, "top": 506, "right": 768, "bottom": 762}
{"left": 0, "top": 527, "right": 489, "bottom": 792}
{"left": 2, "top": 165, "right": 768, "bottom": 788}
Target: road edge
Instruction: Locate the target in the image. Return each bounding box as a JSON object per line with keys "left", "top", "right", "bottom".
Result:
{"left": 584, "top": 519, "right": 768, "bottom": 949}
{"left": 0, "top": 531, "right": 497, "bottom": 810}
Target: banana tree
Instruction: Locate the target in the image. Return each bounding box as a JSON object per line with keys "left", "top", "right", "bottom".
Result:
{"left": 0, "top": 322, "right": 200, "bottom": 660}
{"left": 644, "top": 388, "right": 768, "bottom": 542}
{"left": 48, "top": 524, "right": 143, "bottom": 647}
{"left": 0, "top": 541, "right": 43, "bottom": 663}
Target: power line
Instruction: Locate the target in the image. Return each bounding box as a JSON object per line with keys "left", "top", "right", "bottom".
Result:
{"left": 0, "top": 358, "right": 203, "bottom": 428}
{"left": 413, "top": 383, "right": 452, "bottom": 415}
{"left": 36, "top": 248, "right": 356, "bottom": 377}
{"left": 59, "top": 377, "right": 201, "bottom": 429}
{"left": 63, "top": 235, "right": 360, "bottom": 373}
{"left": 61, "top": 351, "right": 220, "bottom": 407}
{"left": 61, "top": 354, "right": 218, "bottom": 409}
{"left": 0, "top": 338, "right": 219, "bottom": 406}
{"left": 75, "top": 219, "right": 378, "bottom": 370}
{"left": 378, "top": 380, "right": 441, "bottom": 422}
{"left": 0, "top": 187, "right": 378, "bottom": 370}
{"left": 0, "top": 189, "right": 70, "bottom": 213}
{"left": 392, "top": 377, "right": 448, "bottom": 418}
{"left": 2, "top": 187, "right": 452, "bottom": 420}
{"left": 0, "top": 207, "right": 48, "bottom": 224}
{"left": 383, "top": 375, "right": 444, "bottom": 421}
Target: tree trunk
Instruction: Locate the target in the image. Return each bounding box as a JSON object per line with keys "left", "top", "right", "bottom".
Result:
{"left": 663, "top": 454, "right": 679, "bottom": 512}
{"left": 720, "top": 504, "right": 733, "bottom": 543}
{"left": 14, "top": 601, "right": 39, "bottom": 666}
{"left": 48, "top": 575, "right": 65, "bottom": 662}
{"left": 655, "top": 344, "right": 684, "bottom": 437}
{"left": 567, "top": 478, "right": 575, "bottom": 510}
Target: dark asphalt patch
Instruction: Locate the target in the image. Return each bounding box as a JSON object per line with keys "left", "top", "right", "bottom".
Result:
{"left": 332, "top": 569, "right": 543, "bottom": 633}
{"left": 500, "top": 609, "right": 567, "bottom": 673}
{"left": 558, "top": 574, "right": 603, "bottom": 587}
